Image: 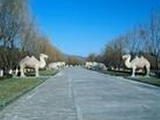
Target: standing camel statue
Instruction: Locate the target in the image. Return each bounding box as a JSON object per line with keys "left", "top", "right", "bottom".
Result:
{"left": 19, "top": 53, "right": 48, "bottom": 77}
{"left": 122, "top": 54, "right": 150, "bottom": 77}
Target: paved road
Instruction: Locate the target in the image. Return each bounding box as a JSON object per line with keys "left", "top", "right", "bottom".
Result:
{"left": 0, "top": 67, "right": 160, "bottom": 120}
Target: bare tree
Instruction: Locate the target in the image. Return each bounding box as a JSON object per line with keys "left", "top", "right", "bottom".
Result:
{"left": 0, "top": 0, "right": 30, "bottom": 48}
{"left": 101, "top": 35, "right": 128, "bottom": 70}
{"left": 0, "top": 0, "right": 33, "bottom": 73}
{"left": 125, "top": 25, "right": 147, "bottom": 55}
{"left": 86, "top": 53, "right": 97, "bottom": 62}
{"left": 148, "top": 10, "right": 160, "bottom": 69}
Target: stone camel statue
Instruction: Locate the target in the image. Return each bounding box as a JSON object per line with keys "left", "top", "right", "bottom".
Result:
{"left": 122, "top": 54, "right": 150, "bottom": 77}
{"left": 19, "top": 53, "right": 48, "bottom": 77}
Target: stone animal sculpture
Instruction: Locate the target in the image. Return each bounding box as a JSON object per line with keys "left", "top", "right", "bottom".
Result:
{"left": 19, "top": 53, "right": 48, "bottom": 77}
{"left": 47, "top": 62, "right": 66, "bottom": 70}
{"left": 122, "top": 54, "right": 150, "bottom": 77}
{"left": 85, "top": 61, "right": 107, "bottom": 70}
{"left": 85, "top": 62, "right": 93, "bottom": 69}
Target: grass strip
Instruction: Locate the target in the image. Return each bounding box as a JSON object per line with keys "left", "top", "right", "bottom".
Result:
{"left": 0, "top": 70, "right": 57, "bottom": 110}
{"left": 0, "top": 77, "right": 46, "bottom": 110}
{"left": 97, "top": 70, "right": 160, "bottom": 87}
{"left": 125, "top": 76, "right": 160, "bottom": 87}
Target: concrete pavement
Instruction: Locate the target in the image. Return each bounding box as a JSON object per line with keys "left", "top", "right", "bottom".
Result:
{"left": 0, "top": 67, "right": 160, "bottom": 120}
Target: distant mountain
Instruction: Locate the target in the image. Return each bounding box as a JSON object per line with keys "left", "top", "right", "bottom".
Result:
{"left": 72, "top": 55, "right": 86, "bottom": 62}
{"left": 63, "top": 54, "right": 86, "bottom": 63}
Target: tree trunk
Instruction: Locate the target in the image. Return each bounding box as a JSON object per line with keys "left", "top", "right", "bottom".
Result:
{"left": 155, "top": 56, "right": 159, "bottom": 70}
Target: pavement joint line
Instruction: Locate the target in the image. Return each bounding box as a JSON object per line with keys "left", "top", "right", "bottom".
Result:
{"left": 26, "top": 90, "right": 38, "bottom": 100}
{"left": 72, "top": 79, "right": 83, "bottom": 120}
{"left": 68, "top": 79, "right": 73, "bottom": 98}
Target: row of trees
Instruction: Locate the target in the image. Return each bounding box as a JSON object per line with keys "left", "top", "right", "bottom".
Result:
{"left": 0, "top": 0, "right": 68, "bottom": 74}
{"left": 87, "top": 9, "right": 160, "bottom": 71}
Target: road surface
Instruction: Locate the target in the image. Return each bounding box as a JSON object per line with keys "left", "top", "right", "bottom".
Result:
{"left": 0, "top": 67, "right": 160, "bottom": 120}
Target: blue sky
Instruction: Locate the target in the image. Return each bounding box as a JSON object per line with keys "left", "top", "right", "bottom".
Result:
{"left": 30, "top": 0, "right": 160, "bottom": 57}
